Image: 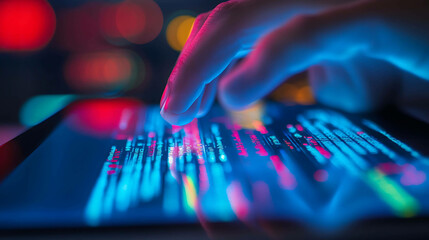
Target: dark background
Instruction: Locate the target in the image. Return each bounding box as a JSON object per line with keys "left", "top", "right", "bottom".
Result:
{"left": 0, "top": 0, "right": 223, "bottom": 123}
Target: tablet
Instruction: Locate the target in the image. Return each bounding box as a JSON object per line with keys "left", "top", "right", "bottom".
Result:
{"left": 1, "top": 98, "right": 429, "bottom": 236}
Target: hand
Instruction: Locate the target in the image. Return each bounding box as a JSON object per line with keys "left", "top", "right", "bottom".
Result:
{"left": 160, "top": 0, "right": 429, "bottom": 125}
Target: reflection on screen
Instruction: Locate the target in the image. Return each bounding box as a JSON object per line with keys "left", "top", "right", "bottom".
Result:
{"left": 76, "top": 99, "right": 429, "bottom": 228}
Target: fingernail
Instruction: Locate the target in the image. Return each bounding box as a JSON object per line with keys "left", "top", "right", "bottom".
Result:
{"left": 160, "top": 82, "right": 171, "bottom": 108}
{"left": 160, "top": 102, "right": 166, "bottom": 118}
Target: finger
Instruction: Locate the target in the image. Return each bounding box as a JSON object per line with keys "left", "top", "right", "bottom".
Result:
{"left": 162, "top": 0, "right": 349, "bottom": 124}
{"left": 196, "top": 79, "right": 217, "bottom": 118}
{"left": 160, "top": 12, "right": 210, "bottom": 107}
{"left": 161, "top": 92, "right": 202, "bottom": 126}
{"left": 197, "top": 58, "right": 239, "bottom": 118}
{"left": 186, "top": 12, "right": 210, "bottom": 44}
{"left": 309, "top": 56, "right": 400, "bottom": 113}
{"left": 218, "top": 0, "right": 409, "bottom": 109}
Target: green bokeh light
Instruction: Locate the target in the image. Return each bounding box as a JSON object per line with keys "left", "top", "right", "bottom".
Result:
{"left": 20, "top": 95, "right": 77, "bottom": 127}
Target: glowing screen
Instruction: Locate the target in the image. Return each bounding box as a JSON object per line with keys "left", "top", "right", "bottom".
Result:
{"left": 0, "top": 99, "right": 428, "bottom": 230}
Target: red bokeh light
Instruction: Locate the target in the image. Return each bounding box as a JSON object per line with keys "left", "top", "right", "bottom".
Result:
{"left": 100, "top": 0, "right": 163, "bottom": 44}
{"left": 55, "top": 2, "right": 112, "bottom": 52}
{"left": 0, "top": 142, "right": 22, "bottom": 182}
{"left": 66, "top": 98, "right": 142, "bottom": 137}
{"left": 314, "top": 169, "right": 329, "bottom": 182}
{"left": 0, "top": 0, "right": 56, "bottom": 52}
{"left": 116, "top": 1, "right": 146, "bottom": 39}
{"left": 64, "top": 50, "right": 134, "bottom": 92}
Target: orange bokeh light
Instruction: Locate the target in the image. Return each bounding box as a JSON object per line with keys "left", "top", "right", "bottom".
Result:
{"left": 0, "top": 0, "right": 56, "bottom": 52}
{"left": 166, "top": 15, "right": 195, "bottom": 51}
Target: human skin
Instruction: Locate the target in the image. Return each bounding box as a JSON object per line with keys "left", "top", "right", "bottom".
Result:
{"left": 160, "top": 0, "right": 429, "bottom": 126}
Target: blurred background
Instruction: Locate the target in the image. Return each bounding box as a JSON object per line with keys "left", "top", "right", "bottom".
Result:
{"left": 0, "top": 0, "right": 314, "bottom": 144}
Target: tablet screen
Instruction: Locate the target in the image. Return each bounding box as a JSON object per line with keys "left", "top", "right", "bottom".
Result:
{"left": 1, "top": 98, "right": 428, "bottom": 229}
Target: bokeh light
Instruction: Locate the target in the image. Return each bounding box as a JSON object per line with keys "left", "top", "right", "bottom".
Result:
{"left": 100, "top": 0, "right": 163, "bottom": 44}
{"left": 0, "top": 0, "right": 56, "bottom": 52}
{"left": 55, "top": 2, "right": 111, "bottom": 52}
{"left": 314, "top": 169, "right": 329, "bottom": 182}
{"left": 270, "top": 73, "right": 315, "bottom": 105}
{"left": 66, "top": 98, "right": 142, "bottom": 137}
{"left": 64, "top": 50, "right": 144, "bottom": 93}
{"left": 228, "top": 101, "right": 265, "bottom": 129}
{"left": 166, "top": 15, "right": 195, "bottom": 51}
{"left": 295, "top": 86, "right": 314, "bottom": 105}
{"left": 20, "top": 95, "right": 76, "bottom": 127}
